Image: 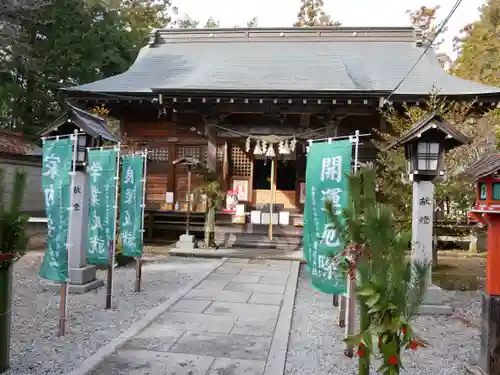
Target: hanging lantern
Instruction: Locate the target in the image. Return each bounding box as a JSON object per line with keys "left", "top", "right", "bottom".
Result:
{"left": 266, "top": 143, "right": 276, "bottom": 158}
{"left": 290, "top": 137, "right": 297, "bottom": 152}
{"left": 253, "top": 140, "right": 263, "bottom": 155}
{"left": 245, "top": 137, "right": 251, "bottom": 152}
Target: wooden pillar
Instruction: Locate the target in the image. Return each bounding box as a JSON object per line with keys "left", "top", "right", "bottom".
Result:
{"left": 268, "top": 157, "right": 277, "bottom": 241}
{"left": 168, "top": 143, "right": 176, "bottom": 206}
{"left": 206, "top": 123, "right": 217, "bottom": 173}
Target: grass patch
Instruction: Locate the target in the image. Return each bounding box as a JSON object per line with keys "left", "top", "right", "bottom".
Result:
{"left": 432, "top": 254, "right": 485, "bottom": 291}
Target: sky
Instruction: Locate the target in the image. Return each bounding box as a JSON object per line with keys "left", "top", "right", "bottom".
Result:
{"left": 173, "top": 0, "right": 486, "bottom": 59}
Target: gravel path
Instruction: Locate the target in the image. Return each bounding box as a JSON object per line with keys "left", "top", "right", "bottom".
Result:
{"left": 285, "top": 265, "right": 481, "bottom": 375}
{"left": 5, "top": 252, "right": 221, "bottom": 375}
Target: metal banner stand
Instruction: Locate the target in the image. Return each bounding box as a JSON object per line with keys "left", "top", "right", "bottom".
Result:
{"left": 62, "top": 132, "right": 78, "bottom": 336}
{"left": 135, "top": 149, "right": 148, "bottom": 293}
{"left": 109, "top": 144, "right": 121, "bottom": 309}
{"left": 41, "top": 131, "right": 81, "bottom": 337}
{"left": 306, "top": 130, "right": 370, "bottom": 357}
{"left": 87, "top": 144, "right": 121, "bottom": 310}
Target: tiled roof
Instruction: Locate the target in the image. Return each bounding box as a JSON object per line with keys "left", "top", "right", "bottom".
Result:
{"left": 63, "top": 27, "right": 500, "bottom": 98}
{"left": 463, "top": 154, "right": 500, "bottom": 180}
{"left": 40, "top": 103, "right": 119, "bottom": 142}
{"left": 387, "top": 109, "right": 471, "bottom": 151}
{"left": 0, "top": 130, "right": 41, "bottom": 155}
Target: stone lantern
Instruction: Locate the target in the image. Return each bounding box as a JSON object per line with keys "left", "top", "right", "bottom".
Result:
{"left": 387, "top": 110, "right": 470, "bottom": 314}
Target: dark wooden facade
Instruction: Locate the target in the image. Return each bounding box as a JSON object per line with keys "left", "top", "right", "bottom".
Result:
{"left": 63, "top": 26, "right": 500, "bottom": 240}
{"left": 71, "top": 96, "right": 384, "bottom": 213}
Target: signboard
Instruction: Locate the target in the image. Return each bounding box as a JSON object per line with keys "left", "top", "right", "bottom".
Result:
{"left": 303, "top": 140, "right": 352, "bottom": 294}
{"left": 232, "top": 178, "right": 249, "bottom": 202}
{"left": 39, "top": 137, "right": 74, "bottom": 282}
{"left": 86, "top": 148, "right": 119, "bottom": 265}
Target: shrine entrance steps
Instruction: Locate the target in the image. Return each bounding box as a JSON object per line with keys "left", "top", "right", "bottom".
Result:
{"left": 214, "top": 225, "right": 303, "bottom": 252}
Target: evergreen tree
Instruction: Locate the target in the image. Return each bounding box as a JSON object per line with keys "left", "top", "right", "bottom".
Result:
{"left": 204, "top": 17, "right": 221, "bottom": 28}
{"left": 327, "top": 166, "right": 429, "bottom": 375}
{"left": 451, "top": 0, "right": 500, "bottom": 87}
{"left": 294, "top": 0, "right": 341, "bottom": 27}
{"left": 406, "top": 5, "right": 451, "bottom": 67}
{"left": 0, "top": 0, "right": 176, "bottom": 136}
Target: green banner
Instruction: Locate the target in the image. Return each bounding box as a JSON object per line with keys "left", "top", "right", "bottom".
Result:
{"left": 119, "top": 154, "right": 145, "bottom": 257}
{"left": 303, "top": 140, "right": 352, "bottom": 294}
{"left": 86, "top": 149, "right": 119, "bottom": 265}
{"left": 39, "top": 137, "right": 74, "bottom": 282}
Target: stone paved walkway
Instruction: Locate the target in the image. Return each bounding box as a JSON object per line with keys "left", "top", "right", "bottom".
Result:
{"left": 89, "top": 258, "right": 299, "bottom": 375}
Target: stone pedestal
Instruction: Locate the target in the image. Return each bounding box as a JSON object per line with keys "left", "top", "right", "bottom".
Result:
{"left": 176, "top": 234, "right": 196, "bottom": 250}
{"left": 412, "top": 181, "right": 452, "bottom": 315}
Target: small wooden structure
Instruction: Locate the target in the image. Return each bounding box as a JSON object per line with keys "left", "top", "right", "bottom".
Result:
{"left": 171, "top": 156, "right": 201, "bottom": 236}
{"left": 465, "top": 154, "right": 500, "bottom": 375}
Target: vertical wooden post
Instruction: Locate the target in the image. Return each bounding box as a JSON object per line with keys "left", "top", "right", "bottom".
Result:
{"left": 134, "top": 258, "right": 142, "bottom": 293}
{"left": 57, "top": 282, "right": 68, "bottom": 336}
{"left": 338, "top": 293, "right": 346, "bottom": 327}
{"left": 105, "top": 240, "right": 113, "bottom": 310}
{"left": 268, "top": 157, "right": 277, "bottom": 241}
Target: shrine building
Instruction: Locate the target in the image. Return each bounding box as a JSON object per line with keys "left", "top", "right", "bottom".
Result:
{"left": 61, "top": 26, "right": 500, "bottom": 249}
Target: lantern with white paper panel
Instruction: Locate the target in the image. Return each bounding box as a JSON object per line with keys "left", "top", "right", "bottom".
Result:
{"left": 388, "top": 110, "right": 470, "bottom": 182}
{"left": 76, "top": 133, "right": 92, "bottom": 164}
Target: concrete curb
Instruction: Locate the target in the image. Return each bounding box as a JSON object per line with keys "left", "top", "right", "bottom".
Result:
{"left": 465, "top": 364, "right": 486, "bottom": 374}
{"left": 65, "top": 258, "right": 227, "bottom": 375}
{"left": 263, "top": 260, "right": 300, "bottom": 375}
{"left": 168, "top": 248, "right": 305, "bottom": 262}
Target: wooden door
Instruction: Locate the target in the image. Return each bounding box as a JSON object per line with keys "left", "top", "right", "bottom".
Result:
{"left": 146, "top": 146, "right": 170, "bottom": 208}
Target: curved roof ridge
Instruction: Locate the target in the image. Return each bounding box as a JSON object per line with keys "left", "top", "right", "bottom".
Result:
{"left": 148, "top": 26, "right": 418, "bottom": 46}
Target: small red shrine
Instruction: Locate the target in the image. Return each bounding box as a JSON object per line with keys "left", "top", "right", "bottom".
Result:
{"left": 465, "top": 153, "right": 500, "bottom": 375}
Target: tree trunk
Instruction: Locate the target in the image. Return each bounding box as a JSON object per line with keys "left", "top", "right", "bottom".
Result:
{"left": 432, "top": 233, "right": 438, "bottom": 269}
{"left": 0, "top": 264, "right": 13, "bottom": 373}
{"left": 204, "top": 208, "right": 216, "bottom": 248}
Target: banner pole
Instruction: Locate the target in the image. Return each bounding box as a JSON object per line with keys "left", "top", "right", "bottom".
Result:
{"left": 105, "top": 144, "right": 121, "bottom": 309}
{"left": 344, "top": 130, "right": 360, "bottom": 357}
{"left": 105, "top": 240, "right": 113, "bottom": 309}
{"left": 57, "top": 131, "right": 78, "bottom": 336}
{"left": 135, "top": 149, "right": 148, "bottom": 293}
{"left": 112, "top": 144, "right": 121, "bottom": 308}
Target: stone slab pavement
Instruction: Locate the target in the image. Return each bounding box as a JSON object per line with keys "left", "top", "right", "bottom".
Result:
{"left": 88, "top": 258, "right": 300, "bottom": 375}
